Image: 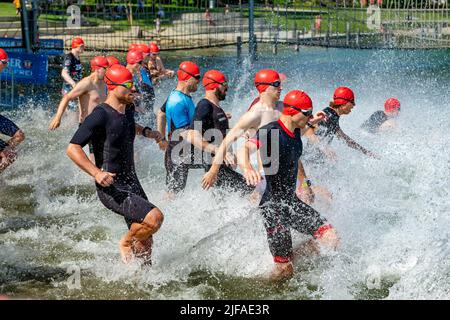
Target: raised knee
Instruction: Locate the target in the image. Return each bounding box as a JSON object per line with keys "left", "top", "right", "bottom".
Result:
{"left": 143, "top": 209, "right": 164, "bottom": 231}
{"left": 314, "top": 224, "right": 340, "bottom": 249}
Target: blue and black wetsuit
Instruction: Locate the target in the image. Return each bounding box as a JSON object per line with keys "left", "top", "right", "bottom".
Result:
{"left": 161, "top": 90, "right": 198, "bottom": 193}
{"left": 62, "top": 52, "right": 83, "bottom": 110}
{"left": 135, "top": 67, "right": 156, "bottom": 127}
{"left": 0, "top": 114, "right": 20, "bottom": 151}
{"left": 253, "top": 120, "right": 327, "bottom": 263}
{"left": 70, "top": 103, "right": 156, "bottom": 228}
{"left": 190, "top": 98, "right": 253, "bottom": 195}
{"left": 360, "top": 110, "right": 388, "bottom": 134}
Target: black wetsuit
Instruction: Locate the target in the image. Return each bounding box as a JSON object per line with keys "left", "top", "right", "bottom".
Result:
{"left": 62, "top": 52, "right": 83, "bottom": 110}
{"left": 361, "top": 110, "right": 388, "bottom": 134}
{"left": 70, "top": 103, "right": 155, "bottom": 228}
{"left": 255, "top": 120, "right": 327, "bottom": 263}
{"left": 0, "top": 114, "right": 20, "bottom": 151}
{"left": 315, "top": 107, "right": 341, "bottom": 143}
{"left": 190, "top": 99, "right": 253, "bottom": 194}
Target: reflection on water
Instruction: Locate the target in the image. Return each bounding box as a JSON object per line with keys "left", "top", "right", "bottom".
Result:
{"left": 0, "top": 46, "right": 449, "bottom": 299}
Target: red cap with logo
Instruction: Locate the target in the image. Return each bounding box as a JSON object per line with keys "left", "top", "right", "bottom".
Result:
{"left": 333, "top": 86, "right": 355, "bottom": 106}
{"left": 177, "top": 61, "right": 200, "bottom": 81}
{"left": 90, "top": 56, "right": 109, "bottom": 71}
{"left": 71, "top": 37, "right": 85, "bottom": 49}
{"left": 254, "top": 69, "right": 280, "bottom": 93}
{"left": 105, "top": 64, "right": 133, "bottom": 91}
{"left": 126, "top": 50, "right": 144, "bottom": 65}
{"left": 282, "top": 90, "right": 313, "bottom": 116}
{"left": 106, "top": 56, "right": 120, "bottom": 67}
{"left": 384, "top": 98, "right": 401, "bottom": 113}
{"left": 202, "top": 70, "right": 227, "bottom": 90}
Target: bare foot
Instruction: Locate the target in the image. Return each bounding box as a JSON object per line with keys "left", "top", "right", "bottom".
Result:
{"left": 119, "top": 238, "right": 134, "bottom": 264}
{"left": 132, "top": 237, "right": 153, "bottom": 266}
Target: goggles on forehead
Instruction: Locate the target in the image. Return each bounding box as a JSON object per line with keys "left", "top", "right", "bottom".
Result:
{"left": 180, "top": 68, "right": 200, "bottom": 80}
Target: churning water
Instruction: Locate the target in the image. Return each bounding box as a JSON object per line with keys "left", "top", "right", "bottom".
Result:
{"left": 0, "top": 46, "right": 449, "bottom": 299}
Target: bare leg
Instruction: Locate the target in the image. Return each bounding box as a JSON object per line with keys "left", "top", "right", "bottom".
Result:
{"left": 269, "top": 262, "right": 294, "bottom": 282}
{"left": 0, "top": 151, "right": 17, "bottom": 174}
{"left": 292, "top": 228, "right": 340, "bottom": 262}
{"left": 119, "top": 208, "right": 164, "bottom": 264}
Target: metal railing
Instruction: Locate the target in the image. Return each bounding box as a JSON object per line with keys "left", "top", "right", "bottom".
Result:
{"left": 0, "top": 1, "right": 449, "bottom": 52}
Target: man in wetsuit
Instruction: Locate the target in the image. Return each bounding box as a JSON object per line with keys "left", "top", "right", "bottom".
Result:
{"left": 303, "top": 86, "right": 377, "bottom": 158}
{"left": 183, "top": 70, "right": 253, "bottom": 194}
{"left": 156, "top": 61, "right": 200, "bottom": 195}
{"left": 49, "top": 56, "right": 109, "bottom": 131}
{"left": 67, "top": 65, "right": 164, "bottom": 264}
{"left": 202, "top": 69, "right": 284, "bottom": 190}
{"left": 241, "top": 90, "right": 340, "bottom": 281}
{"left": 361, "top": 98, "right": 401, "bottom": 133}
{"left": 61, "top": 37, "right": 85, "bottom": 111}
{"left": 0, "top": 48, "right": 25, "bottom": 174}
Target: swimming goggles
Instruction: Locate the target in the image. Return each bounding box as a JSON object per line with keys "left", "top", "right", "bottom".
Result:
{"left": 179, "top": 68, "right": 201, "bottom": 80}
{"left": 106, "top": 76, "right": 134, "bottom": 89}
{"left": 205, "top": 76, "right": 228, "bottom": 87}
{"left": 284, "top": 104, "right": 313, "bottom": 117}
{"left": 0, "top": 60, "right": 7, "bottom": 65}
{"left": 255, "top": 80, "right": 281, "bottom": 88}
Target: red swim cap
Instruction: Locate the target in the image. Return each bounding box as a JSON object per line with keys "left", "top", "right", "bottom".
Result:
{"left": 106, "top": 56, "right": 120, "bottom": 67}
{"left": 71, "top": 37, "right": 85, "bottom": 49}
{"left": 126, "top": 50, "right": 144, "bottom": 65}
{"left": 135, "top": 44, "right": 150, "bottom": 55}
{"left": 282, "top": 90, "right": 313, "bottom": 116}
{"left": 149, "top": 42, "right": 160, "bottom": 54}
{"left": 178, "top": 61, "right": 200, "bottom": 81}
{"left": 254, "top": 69, "right": 280, "bottom": 93}
{"left": 333, "top": 86, "right": 355, "bottom": 106}
{"left": 105, "top": 64, "right": 133, "bottom": 91}
{"left": 129, "top": 43, "right": 138, "bottom": 51}
{"left": 202, "top": 70, "right": 227, "bottom": 90}
{"left": 384, "top": 97, "right": 401, "bottom": 113}
{"left": 0, "top": 48, "right": 8, "bottom": 61}
{"left": 90, "top": 56, "right": 109, "bottom": 71}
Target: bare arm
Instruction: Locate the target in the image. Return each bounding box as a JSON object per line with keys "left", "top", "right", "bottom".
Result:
{"left": 61, "top": 69, "right": 76, "bottom": 88}
{"left": 236, "top": 139, "right": 261, "bottom": 186}
{"left": 336, "top": 128, "right": 376, "bottom": 157}
{"left": 208, "top": 111, "right": 260, "bottom": 174}
{"left": 135, "top": 124, "right": 163, "bottom": 142}
{"left": 184, "top": 129, "right": 217, "bottom": 155}
{"left": 157, "top": 110, "right": 166, "bottom": 138}
{"left": 49, "top": 79, "right": 90, "bottom": 130}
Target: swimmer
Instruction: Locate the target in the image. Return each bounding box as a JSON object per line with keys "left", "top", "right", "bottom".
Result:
{"left": 61, "top": 37, "right": 85, "bottom": 111}
{"left": 157, "top": 61, "right": 200, "bottom": 196}
{"left": 67, "top": 65, "right": 164, "bottom": 265}
{"left": 146, "top": 42, "right": 175, "bottom": 84}
{"left": 240, "top": 90, "right": 340, "bottom": 281}
{"left": 303, "top": 86, "right": 378, "bottom": 159}
{"left": 0, "top": 49, "right": 25, "bottom": 174}
{"left": 361, "top": 98, "right": 401, "bottom": 133}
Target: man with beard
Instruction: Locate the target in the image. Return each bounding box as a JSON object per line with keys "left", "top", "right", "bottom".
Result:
{"left": 157, "top": 61, "right": 201, "bottom": 196}
{"left": 67, "top": 65, "right": 164, "bottom": 265}
{"left": 183, "top": 70, "right": 253, "bottom": 194}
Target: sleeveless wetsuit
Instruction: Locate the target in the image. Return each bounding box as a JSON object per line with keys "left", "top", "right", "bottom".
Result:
{"left": 361, "top": 110, "right": 388, "bottom": 134}
{"left": 62, "top": 52, "right": 83, "bottom": 111}
{"left": 315, "top": 107, "right": 341, "bottom": 143}
{"left": 253, "top": 120, "right": 327, "bottom": 263}
{"left": 0, "top": 114, "right": 19, "bottom": 151}
{"left": 70, "top": 103, "right": 156, "bottom": 228}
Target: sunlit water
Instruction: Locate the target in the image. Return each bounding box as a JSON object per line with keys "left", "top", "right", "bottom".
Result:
{"left": 0, "top": 46, "right": 449, "bottom": 299}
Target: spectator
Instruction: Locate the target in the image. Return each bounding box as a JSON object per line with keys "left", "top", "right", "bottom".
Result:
{"left": 13, "top": 0, "right": 21, "bottom": 15}
{"left": 155, "top": 17, "right": 161, "bottom": 34}
{"left": 204, "top": 9, "right": 215, "bottom": 26}
{"left": 157, "top": 6, "right": 165, "bottom": 19}
{"left": 224, "top": 4, "right": 229, "bottom": 15}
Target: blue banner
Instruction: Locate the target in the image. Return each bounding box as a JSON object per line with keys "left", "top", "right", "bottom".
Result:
{"left": 0, "top": 38, "right": 64, "bottom": 56}
{"left": 0, "top": 52, "right": 49, "bottom": 85}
